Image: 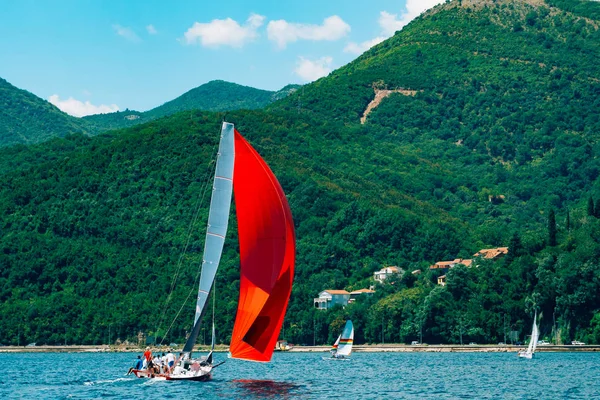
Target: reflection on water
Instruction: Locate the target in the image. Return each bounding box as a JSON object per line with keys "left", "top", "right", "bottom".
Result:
{"left": 232, "top": 379, "right": 302, "bottom": 398}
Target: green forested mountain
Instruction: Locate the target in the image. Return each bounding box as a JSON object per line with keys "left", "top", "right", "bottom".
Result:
{"left": 82, "top": 81, "right": 301, "bottom": 131}
{"left": 0, "top": 78, "right": 300, "bottom": 147}
{"left": 1, "top": 0, "right": 600, "bottom": 347}
{"left": 145, "top": 80, "right": 299, "bottom": 119}
{"left": 0, "top": 78, "right": 88, "bottom": 147}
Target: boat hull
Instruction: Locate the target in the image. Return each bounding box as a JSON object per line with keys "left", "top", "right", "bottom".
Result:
{"left": 132, "top": 367, "right": 212, "bottom": 381}
{"left": 165, "top": 373, "right": 212, "bottom": 382}
{"left": 518, "top": 351, "right": 533, "bottom": 359}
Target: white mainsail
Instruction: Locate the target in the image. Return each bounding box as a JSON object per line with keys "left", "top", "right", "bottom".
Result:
{"left": 519, "top": 311, "right": 538, "bottom": 359}
{"left": 335, "top": 321, "right": 354, "bottom": 357}
{"left": 183, "top": 122, "right": 235, "bottom": 354}
{"left": 530, "top": 312, "right": 539, "bottom": 354}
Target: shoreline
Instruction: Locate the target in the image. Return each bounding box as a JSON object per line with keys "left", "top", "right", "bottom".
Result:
{"left": 1, "top": 344, "right": 598, "bottom": 353}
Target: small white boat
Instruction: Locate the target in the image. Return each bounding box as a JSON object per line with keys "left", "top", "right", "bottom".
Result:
{"left": 324, "top": 320, "right": 354, "bottom": 361}
{"left": 518, "top": 311, "right": 538, "bottom": 359}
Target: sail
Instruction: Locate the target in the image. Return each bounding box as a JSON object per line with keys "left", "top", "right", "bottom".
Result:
{"left": 531, "top": 312, "right": 539, "bottom": 354}
{"left": 228, "top": 129, "right": 296, "bottom": 362}
{"left": 336, "top": 321, "right": 354, "bottom": 357}
{"left": 526, "top": 311, "right": 538, "bottom": 355}
{"left": 332, "top": 335, "right": 341, "bottom": 351}
{"left": 183, "top": 122, "right": 235, "bottom": 354}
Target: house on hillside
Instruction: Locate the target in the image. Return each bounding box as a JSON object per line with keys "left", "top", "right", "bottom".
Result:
{"left": 314, "top": 290, "right": 351, "bottom": 310}
{"left": 348, "top": 289, "right": 375, "bottom": 304}
{"left": 474, "top": 247, "right": 509, "bottom": 260}
{"left": 437, "top": 275, "right": 447, "bottom": 286}
{"left": 374, "top": 266, "right": 403, "bottom": 282}
{"left": 429, "top": 258, "right": 473, "bottom": 271}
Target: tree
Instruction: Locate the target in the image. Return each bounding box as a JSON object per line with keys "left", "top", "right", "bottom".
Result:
{"left": 548, "top": 208, "right": 557, "bottom": 247}
{"left": 505, "top": 232, "right": 523, "bottom": 264}
{"left": 588, "top": 197, "right": 595, "bottom": 217}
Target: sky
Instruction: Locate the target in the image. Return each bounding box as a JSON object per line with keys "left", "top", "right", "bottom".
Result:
{"left": 0, "top": 0, "right": 444, "bottom": 116}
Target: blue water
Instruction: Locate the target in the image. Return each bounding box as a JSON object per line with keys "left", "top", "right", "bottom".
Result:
{"left": 1, "top": 352, "right": 598, "bottom": 399}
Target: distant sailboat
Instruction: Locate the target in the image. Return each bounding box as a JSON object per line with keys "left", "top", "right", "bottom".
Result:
{"left": 518, "top": 311, "right": 538, "bottom": 359}
{"left": 133, "top": 122, "right": 296, "bottom": 380}
{"left": 325, "top": 320, "right": 354, "bottom": 360}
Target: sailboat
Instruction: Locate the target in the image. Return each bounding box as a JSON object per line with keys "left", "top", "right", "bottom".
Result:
{"left": 324, "top": 320, "right": 354, "bottom": 360}
{"left": 133, "top": 122, "right": 296, "bottom": 381}
{"left": 518, "top": 311, "right": 538, "bottom": 359}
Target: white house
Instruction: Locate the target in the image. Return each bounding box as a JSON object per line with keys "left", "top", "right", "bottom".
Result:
{"left": 314, "top": 290, "right": 351, "bottom": 310}
{"left": 374, "top": 266, "right": 403, "bottom": 283}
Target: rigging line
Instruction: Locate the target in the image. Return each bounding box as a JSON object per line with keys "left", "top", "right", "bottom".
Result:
{"left": 167, "top": 130, "right": 221, "bottom": 293}
{"left": 167, "top": 137, "right": 220, "bottom": 294}
{"left": 169, "top": 156, "right": 216, "bottom": 293}
{"left": 158, "top": 239, "right": 208, "bottom": 345}
{"left": 153, "top": 157, "right": 215, "bottom": 338}
{"left": 153, "top": 137, "right": 220, "bottom": 339}
{"left": 158, "top": 266, "right": 203, "bottom": 346}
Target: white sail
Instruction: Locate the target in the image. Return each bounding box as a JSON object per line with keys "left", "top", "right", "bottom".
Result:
{"left": 531, "top": 312, "right": 539, "bottom": 354}
{"left": 526, "top": 311, "right": 538, "bottom": 355}
{"left": 335, "top": 321, "right": 354, "bottom": 357}
{"left": 183, "top": 122, "right": 235, "bottom": 354}
{"left": 331, "top": 335, "right": 341, "bottom": 352}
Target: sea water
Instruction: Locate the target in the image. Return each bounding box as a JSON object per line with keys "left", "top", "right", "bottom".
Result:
{"left": 1, "top": 351, "right": 598, "bottom": 399}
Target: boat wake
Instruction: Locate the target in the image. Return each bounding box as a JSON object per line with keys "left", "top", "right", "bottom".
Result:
{"left": 84, "top": 377, "right": 132, "bottom": 386}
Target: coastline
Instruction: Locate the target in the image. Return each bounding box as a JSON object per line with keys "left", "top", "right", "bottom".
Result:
{"left": 1, "top": 344, "right": 598, "bottom": 353}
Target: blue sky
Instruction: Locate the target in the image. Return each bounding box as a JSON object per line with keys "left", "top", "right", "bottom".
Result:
{"left": 0, "top": 0, "right": 443, "bottom": 116}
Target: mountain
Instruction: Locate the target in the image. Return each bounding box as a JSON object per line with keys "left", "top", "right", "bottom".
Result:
{"left": 0, "top": 78, "right": 300, "bottom": 147}
{"left": 0, "top": 78, "right": 88, "bottom": 147}
{"left": 145, "top": 80, "right": 299, "bottom": 118}
{"left": 2, "top": 0, "right": 600, "bottom": 347}
{"left": 82, "top": 81, "right": 301, "bottom": 131}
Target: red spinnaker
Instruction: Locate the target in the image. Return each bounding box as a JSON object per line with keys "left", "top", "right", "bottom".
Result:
{"left": 229, "top": 129, "right": 296, "bottom": 362}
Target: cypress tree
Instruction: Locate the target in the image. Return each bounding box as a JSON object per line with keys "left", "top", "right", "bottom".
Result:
{"left": 596, "top": 199, "right": 600, "bottom": 218}
{"left": 548, "top": 208, "right": 557, "bottom": 247}
{"left": 566, "top": 209, "right": 570, "bottom": 231}
{"left": 505, "top": 232, "right": 522, "bottom": 264}
{"left": 588, "top": 197, "right": 595, "bottom": 217}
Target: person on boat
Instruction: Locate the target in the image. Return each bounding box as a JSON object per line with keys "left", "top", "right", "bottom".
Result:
{"left": 166, "top": 350, "right": 175, "bottom": 372}
{"left": 160, "top": 353, "right": 167, "bottom": 373}
{"left": 126, "top": 355, "right": 143, "bottom": 375}
{"left": 143, "top": 347, "right": 152, "bottom": 367}
{"left": 152, "top": 355, "right": 161, "bottom": 374}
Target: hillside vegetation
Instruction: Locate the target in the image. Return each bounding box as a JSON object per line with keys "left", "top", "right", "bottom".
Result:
{"left": 82, "top": 81, "right": 300, "bottom": 132}
{"left": 0, "top": 78, "right": 88, "bottom": 147}
{"left": 1, "top": 0, "right": 600, "bottom": 347}
{"left": 0, "top": 79, "right": 300, "bottom": 147}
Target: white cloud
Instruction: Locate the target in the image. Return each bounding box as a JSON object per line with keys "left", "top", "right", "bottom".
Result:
{"left": 267, "top": 15, "right": 350, "bottom": 49}
{"left": 344, "top": 36, "right": 386, "bottom": 55}
{"left": 380, "top": 0, "right": 445, "bottom": 36}
{"left": 344, "top": 0, "right": 443, "bottom": 57}
{"left": 146, "top": 24, "right": 157, "bottom": 35}
{"left": 48, "top": 95, "right": 119, "bottom": 117}
{"left": 294, "top": 56, "right": 333, "bottom": 82}
{"left": 113, "top": 24, "right": 141, "bottom": 43}
{"left": 182, "top": 13, "right": 265, "bottom": 48}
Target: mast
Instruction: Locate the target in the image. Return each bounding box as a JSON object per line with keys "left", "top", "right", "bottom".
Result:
{"left": 182, "top": 122, "right": 235, "bottom": 355}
